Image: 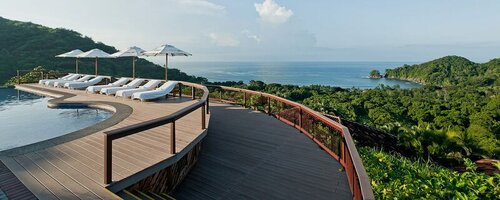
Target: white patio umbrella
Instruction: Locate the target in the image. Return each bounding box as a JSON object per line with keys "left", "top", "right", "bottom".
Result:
{"left": 55, "top": 49, "right": 84, "bottom": 73}
{"left": 143, "top": 44, "right": 191, "bottom": 81}
{"left": 77, "top": 49, "right": 112, "bottom": 75}
{"left": 111, "top": 46, "right": 145, "bottom": 78}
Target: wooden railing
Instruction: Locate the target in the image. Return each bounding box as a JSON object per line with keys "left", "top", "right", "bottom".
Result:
{"left": 102, "top": 81, "right": 209, "bottom": 184}
{"left": 206, "top": 85, "right": 375, "bottom": 200}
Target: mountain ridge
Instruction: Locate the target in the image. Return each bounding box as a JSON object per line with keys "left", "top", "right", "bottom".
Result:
{"left": 0, "top": 16, "right": 206, "bottom": 84}
{"left": 384, "top": 55, "right": 499, "bottom": 87}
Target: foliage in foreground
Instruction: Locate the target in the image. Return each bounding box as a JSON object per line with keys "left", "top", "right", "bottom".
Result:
{"left": 359, "top": 147, "right": 500, "bottom": 199}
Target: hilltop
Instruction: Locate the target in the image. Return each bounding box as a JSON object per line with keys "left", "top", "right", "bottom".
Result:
{"left": 0, "top": 16, "right": 206, "bottom": 84}
{"left": 384, "top": 56, "right": 499, "bottom": 87}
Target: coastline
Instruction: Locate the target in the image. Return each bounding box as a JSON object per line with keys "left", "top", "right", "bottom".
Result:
{"left": 384, "top": 76, "right": 426, "bottom": 86}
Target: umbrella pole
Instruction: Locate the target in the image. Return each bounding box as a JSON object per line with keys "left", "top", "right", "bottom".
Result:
{"left": 165, "top": 55, "right": 169, "bottom": 81}
{"left": 95, "top": 57, "right": 98, "bottom": 76}
{"left": 76, "top": 58, "right": 79, "bottom": 73}
{"left": 132, "top": 57, "right": 136, "bottom": 79}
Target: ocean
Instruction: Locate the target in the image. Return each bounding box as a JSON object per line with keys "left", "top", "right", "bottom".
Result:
{"left": 171, "top": 61, "right": 420, "bottom": 89}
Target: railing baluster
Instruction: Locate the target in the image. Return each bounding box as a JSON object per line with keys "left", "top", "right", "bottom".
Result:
{"left": 104, "top": 135, "right": 112, "bottom": 184}
{"left": 267, "top": 97, "right": 271, "bottom": 115}
{"left": 202, "top": 103, "right": 206, "bottom": 129}
{"left": 179, "top": 83, "right": 183, "bottom": 98}
{"left": 299, "top": 107, "right": 303, "bottom": 129}
{"left": 171, "top": 122, "right": 176, "bottom": 154}
{"left": 206, "top": 100, "right": 210, "bottom": 114}
{"left": 243, "top": 92, "right": 247, "bottom": 107}
{"left": 191, "top": 86, "right": 195, "bottom": 100}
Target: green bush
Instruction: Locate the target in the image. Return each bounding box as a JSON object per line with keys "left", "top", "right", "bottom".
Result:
{"left": 360, "top": 147, "right": 500, "bottom": 199}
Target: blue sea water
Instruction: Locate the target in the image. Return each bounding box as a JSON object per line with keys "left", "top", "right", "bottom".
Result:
{"left": 0, "top": 89, "right": 112, "bottom": 151}
{"left": 172, "top": 61, "right": 420, "bottom": 89}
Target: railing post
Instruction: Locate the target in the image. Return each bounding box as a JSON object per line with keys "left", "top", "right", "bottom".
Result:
{"left": 178, "top": 83, "right": 182, "bottom": 98}
{"left": 16, "top": 70, "right": 20, "bottom": 85}
{"left": 299, "top": 107, "right": 303, "bottom": 132}
{"left": 267, "top": 97, "right": 271, "bottom": 115}
{"left": 104, "top": 135, "right": 112, "bottom": 184}
{"left": 201, "top": 103, "right": 206, "bottom": 129}
{"left": 170, "top": 122, "right": 176, "bottom": 154}
{"left": 191, "top": 86, "right": 195, "bottom": 100}
{"left": 243, "top": 92, "right": 247, "bottom": 107}
{"left": 341, "top": 139, "right": 346, "bottom": 164}
{"left": 206, "top": 99, "right": 210, "bottom": 114}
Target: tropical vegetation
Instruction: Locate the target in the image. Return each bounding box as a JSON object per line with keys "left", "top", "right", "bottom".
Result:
{"left": 0, "top": 16, "right": 207, "bottom": 85}
{"left": 360, "top": 147, "right": 500, "bottom": 199}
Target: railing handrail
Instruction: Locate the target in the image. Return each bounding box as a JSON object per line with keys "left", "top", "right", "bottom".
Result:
{"left": 103, "top": 81, "right": 209, "bottom": 185}
{"left": 105, "top": 81, "right": 209, "bottom": 140}
{"left": 206, "top": 85, "right": 374, "bottom": 200}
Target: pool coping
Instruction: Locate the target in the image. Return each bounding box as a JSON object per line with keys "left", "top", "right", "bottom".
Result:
{"left": 0, "top": 84, "right": 133, "bottom": 156}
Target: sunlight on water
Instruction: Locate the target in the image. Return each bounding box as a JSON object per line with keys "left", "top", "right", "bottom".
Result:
{"left": 172, "top": 61, "right": 421, "bottom": 89}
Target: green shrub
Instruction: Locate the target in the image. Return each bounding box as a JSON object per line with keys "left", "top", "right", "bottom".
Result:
{"left": 360, "top": 147, "right": 500, "bottom": 199}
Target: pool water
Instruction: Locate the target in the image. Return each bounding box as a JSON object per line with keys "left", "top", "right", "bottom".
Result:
{"left": 0, "top": 88, "right": 113, "bottom": 151}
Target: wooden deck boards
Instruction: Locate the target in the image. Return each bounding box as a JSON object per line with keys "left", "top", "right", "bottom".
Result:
{"left": 0, "top": 160, "right": 37, "bottom": 200}
{"left": 173, "top": 104, "right": 352, "bottom": 200}
{"left": 1, "top": 84, "right": 208, "bottom": 200}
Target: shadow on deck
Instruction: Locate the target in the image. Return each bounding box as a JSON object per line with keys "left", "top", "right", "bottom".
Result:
{"left": 172, "top": 103, "right": 351, "bottom": 200}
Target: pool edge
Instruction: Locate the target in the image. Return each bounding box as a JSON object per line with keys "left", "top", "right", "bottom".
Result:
{"left": 0, "top": 84, "right": 133, "bottom": 156}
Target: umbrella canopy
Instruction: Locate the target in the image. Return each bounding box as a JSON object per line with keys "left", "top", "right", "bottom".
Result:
{"left": 143, "top": 44, "right": 192, "bottom": 81}
{"left": 55, "top": 49, "right": 84, "bottom": 73}
{"left": 77, "top": 49, "right": 112, "bottom": 75}
{"left": 111, "top": 46, "right": 145, "bottom": 78}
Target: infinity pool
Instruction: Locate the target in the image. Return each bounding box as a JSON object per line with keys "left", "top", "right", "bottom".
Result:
{"left": 0, "top": 88, "right": 112, "bottom": 151}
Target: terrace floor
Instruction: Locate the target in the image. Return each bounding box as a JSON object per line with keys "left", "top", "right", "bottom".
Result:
{"left": 171, "top": 104, "right": 351, "bottom": 200}
{"left": 0, "top": 84, "right": 208, "bottom": 199}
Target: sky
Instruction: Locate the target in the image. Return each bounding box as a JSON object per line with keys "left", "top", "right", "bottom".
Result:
{"left": 1, "top": 0, "right": 499, "bottom": 63}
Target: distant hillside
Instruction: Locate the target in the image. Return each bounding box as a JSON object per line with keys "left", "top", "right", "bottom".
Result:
{"left": 0, "top": 17, "right": 206, "bottom": 84}
{"left": 385, "top": 56, "right": 499, "bottom": 87}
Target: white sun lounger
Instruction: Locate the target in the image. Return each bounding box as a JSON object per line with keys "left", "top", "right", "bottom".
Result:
{"left": 64, "top": 76, "right": 107, "bottom": 89}
{"left": 38, "top": 73, "right": 74, "bottom": 85}
{"left": 116, "top": 80, "right": 163, "bottom": 98}
{"left": 100, "top": 78, "right": 145, "bottom": 95}
{"left": 44, "top": 74, "right": 81, "bottom": 86}
{"left": 86, "top": 77, "right": 130, "bottom": 93}
{"left": 52, "top": 75, "right": 94, "bottom": 87}
{"left": 132, "top": 81, "right": 179, "bottom": 101}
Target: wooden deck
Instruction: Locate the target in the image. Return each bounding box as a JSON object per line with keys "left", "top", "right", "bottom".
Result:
{"left": 172, "top": 103, "right": 352, "bottom": 200}
{"left": 0, "top": 84, "right": 208, "bottom": 200}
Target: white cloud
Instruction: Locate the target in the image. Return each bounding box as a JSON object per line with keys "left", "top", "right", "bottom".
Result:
{"left": 242, "top": 30, "right": 261, "bottom": 43}
{"left": 255, "top": 0, "right": 293, "bottom": 24}
{"left": 209, "top": 33, "right": 240, "bottom": 47}
{"left": 173, "top": 0, "right": 225, "bottom": 16}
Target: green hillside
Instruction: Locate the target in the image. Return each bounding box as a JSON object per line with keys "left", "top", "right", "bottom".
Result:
{"left": 0, "top": 17, "right": 206, "bottom": 84}
{"left": 385, "top": 56, "right": 499, "bottom": 87}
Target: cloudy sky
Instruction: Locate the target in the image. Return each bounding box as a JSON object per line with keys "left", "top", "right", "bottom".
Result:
{"left": 1, "top": 0, "right": 499, "bottom": 62}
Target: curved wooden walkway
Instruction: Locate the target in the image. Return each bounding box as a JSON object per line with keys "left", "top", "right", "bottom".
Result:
{"left": 173, "top": 103, "right": 351, "bottom": 200}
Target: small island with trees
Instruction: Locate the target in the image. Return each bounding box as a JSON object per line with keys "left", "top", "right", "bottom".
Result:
{"left": 368, "top": 69, "right": 383, "bottom": 79}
